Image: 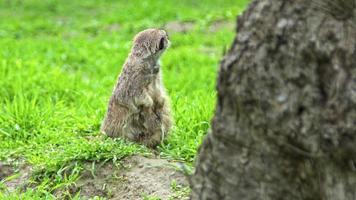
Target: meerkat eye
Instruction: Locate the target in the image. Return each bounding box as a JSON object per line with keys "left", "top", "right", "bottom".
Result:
{"left": 158, "top": 37, "right": 165, "bottom": 50}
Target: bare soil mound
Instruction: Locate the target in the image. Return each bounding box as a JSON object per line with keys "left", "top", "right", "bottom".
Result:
{"left": 1, "top": 156, "right": 189, "bottom": 199}
{"left": 0, "top": 161, "right": 32, "bottom": 192}
{"left": 72, "top": 155, "right": 189, "bottom": 199}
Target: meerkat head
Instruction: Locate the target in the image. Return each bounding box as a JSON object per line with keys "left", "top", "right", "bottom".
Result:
{"left": 130, "top": 28, "right": 170, "bottom": 60}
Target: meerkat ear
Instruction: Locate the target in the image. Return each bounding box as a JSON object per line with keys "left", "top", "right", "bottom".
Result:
{"left": 158, "top": 37, "right": 165, "bottom": 50}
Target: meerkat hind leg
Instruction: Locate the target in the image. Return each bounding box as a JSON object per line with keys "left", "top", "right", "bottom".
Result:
{"left": 142, "top": 130, "right": 163, "bottom": 148}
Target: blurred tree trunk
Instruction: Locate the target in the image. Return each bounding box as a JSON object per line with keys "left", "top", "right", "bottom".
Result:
{"left": 191, "top": 0, "right": 356, "bottom": 199}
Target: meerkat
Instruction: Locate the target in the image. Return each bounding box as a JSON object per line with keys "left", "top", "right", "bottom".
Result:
{"left": 101, "top": 28, "right": 172, "bottom": 147}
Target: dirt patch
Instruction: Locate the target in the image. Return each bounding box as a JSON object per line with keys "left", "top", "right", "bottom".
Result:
{"left": 0, "top": 163, "right": 14, "bottom": 180}
{"left": 74, "top": 155, "right": 189, "bottom": 200}
{"left": 1, "top": 156, "right": 189, "bottom": 199}
{"left": 105, "top": 23, "right": 121, "bottom": 33}
{"left": 163, "top": 21, "right": 195, "bottom": 33}
{"left": 0, "top": 161, "right": 32, "bottom": 192}
{"left": 208, "top": 20, "right": 235, "bottom": 32}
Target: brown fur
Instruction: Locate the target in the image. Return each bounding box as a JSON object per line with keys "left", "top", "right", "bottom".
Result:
{"left": 101, "top": 29, "right": 172, "bottom": 147}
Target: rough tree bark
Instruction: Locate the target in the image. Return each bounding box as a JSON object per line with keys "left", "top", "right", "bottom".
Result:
{"left": 191, "top": 0, "right": 356, "bottom": 199}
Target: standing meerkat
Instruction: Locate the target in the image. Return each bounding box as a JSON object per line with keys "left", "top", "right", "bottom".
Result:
{"left": 101, "top": 28, "right": 172, "bottom": 147}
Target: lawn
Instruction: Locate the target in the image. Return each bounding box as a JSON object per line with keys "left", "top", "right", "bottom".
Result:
{"left": 0, "top": 0, "right": 249, "bottom": 198}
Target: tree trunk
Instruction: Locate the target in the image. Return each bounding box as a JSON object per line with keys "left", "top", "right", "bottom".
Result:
{"left": 191, "top": 0, "right": 356, "bottom": 199}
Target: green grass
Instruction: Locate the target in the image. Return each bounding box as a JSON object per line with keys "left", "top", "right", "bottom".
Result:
{"left": 0, "top": 0, "right": 249, "bottom": 198}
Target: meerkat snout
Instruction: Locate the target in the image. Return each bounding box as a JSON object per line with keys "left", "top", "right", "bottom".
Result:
{"left": 101, "top": 28, "right": 173, "bottom": 148}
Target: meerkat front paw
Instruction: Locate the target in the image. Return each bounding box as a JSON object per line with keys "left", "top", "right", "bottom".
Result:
{"left": 135, "top": 93, "right": 154, "bottom": 108}
{"left": 129, "top": 104, "right": 140, "bottom": 114}
{"left": 156, "top": 95, "right": 166, "bottom": 108}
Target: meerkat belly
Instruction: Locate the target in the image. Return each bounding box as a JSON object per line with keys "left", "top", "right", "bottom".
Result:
{"left": 146, "top": 79, "right": 162, "bottom": 103}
